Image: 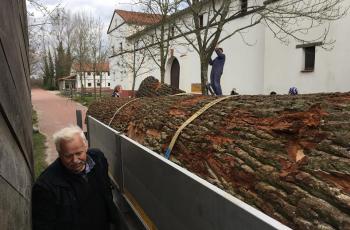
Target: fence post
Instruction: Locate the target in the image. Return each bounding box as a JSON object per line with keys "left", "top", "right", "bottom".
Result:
{"left": 76, "top": 110, "right": 83, "bottom": 129}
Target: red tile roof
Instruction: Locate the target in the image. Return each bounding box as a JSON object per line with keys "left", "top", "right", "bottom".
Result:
{"left": 72, "top": 63, "right": 109, "bottom": 72}
{"left": 116, "top": 9, "right": 162, "bottom": 25}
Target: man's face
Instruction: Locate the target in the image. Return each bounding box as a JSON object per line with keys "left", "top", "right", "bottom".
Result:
{"left": 59, "top": 134, "right": 88, "bottom": 173}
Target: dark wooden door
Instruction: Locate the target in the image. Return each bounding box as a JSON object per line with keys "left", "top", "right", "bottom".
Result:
{"left": 171, "top": 58, "right": 180, "bottom": 89}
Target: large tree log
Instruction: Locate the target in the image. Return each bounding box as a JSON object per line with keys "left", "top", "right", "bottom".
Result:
{"left": 135, "top": 76, "right": 185, "bottom": 97}
{"left": 88, "top": 93, "right": 350, "bottom": 230}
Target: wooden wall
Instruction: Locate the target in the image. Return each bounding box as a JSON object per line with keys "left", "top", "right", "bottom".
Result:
{"left": 0, "top": 0, "right": 34, "bottom": 229}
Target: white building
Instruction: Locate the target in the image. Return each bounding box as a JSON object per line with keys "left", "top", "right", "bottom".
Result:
{"left": 107, "top": 1, "right": 350, "bottom": 95}
{"left": 58, "top": 63, "right": 112, "bottom": 91}
{"left": 107, "top": 10, "right": 162, "bottom": 92}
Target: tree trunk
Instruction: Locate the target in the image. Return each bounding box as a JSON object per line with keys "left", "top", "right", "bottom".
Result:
{"left": 79, "top": 71, "right": 85, "bottom": 99}
{"left": 99, "top": 75, "right": 102, "bottom": 97}
{"left": 135, "top": 76, "right": 184, "bottom": 98}
{"left": 160, "top": 59, "right": 166, "bottom": 84}
{"left": 200, "top": 58, "right": 209, "bottom": 95}
{"left": 132, "top": 49, "right": 137, "bottom": 93}
{"left": 160, "top": 25, "right": 166, "bottom": 84}
{"left": 88, "top": 93, "right": 350, "bottom": 230}
{"left": 93, "top": 73, "right": 96, "bottom": 99}
{"left": 132, "top": 72, "right": 136, "bottom": 93}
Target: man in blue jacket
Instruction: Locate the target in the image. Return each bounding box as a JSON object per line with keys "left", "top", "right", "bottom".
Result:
{"left": 209, "top": 46, "right": 226, "bottom": 95}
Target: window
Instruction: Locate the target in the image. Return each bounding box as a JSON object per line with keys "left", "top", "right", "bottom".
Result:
{"left": 119, "top": 42, "right": 123, "bottom": 51}
{"left": 296, "top": 42, "right": 322, "bottom": 72}
{"left": 108, "top": 71, "right": 110, "bottom": 76}
{"left": 97, "top": 83, "right": 101, "bottom": 86}
{"left": 241, "top": 0, "right": 248, "bottom": 13}
{"left": 199, "top": 14, "right": 204, "bottom": 28}
{"left": 88, "top": 83, "right": 92, "bottom": 87}
{"left": 108, "top": 83, "right": 111, "bottom": 86}
{"left": 87, "top": 71, "right": 91, "bottom": 76}
{"left": 303, "top": 46, "right": 315, "bottom": 71}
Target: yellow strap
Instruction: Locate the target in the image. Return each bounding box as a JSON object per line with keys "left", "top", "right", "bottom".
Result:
{"left": 108, "top": 98, "right": 140, "bottom": 126}
{"left": 170, "top": 92, "right": 193, "bottom": 96}
{"left": 165, "top": 96, "right": 234, "bottom": 158}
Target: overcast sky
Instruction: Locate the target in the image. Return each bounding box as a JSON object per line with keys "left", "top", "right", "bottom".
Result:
{"left": 28, "top": 0, "right": 134, "bottom": 29}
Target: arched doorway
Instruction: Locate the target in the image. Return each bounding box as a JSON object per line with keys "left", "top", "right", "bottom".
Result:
{"left": 170, "top": 58, "right": 180, "bottom": 89}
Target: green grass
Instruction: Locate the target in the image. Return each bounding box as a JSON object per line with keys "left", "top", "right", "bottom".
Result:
{"left": 72, "top": 95, "right": 98, "bottom": 107}
{"left": 33, "top": 131, "right": 47, "bottom": 178}
{"left": 72, "top": 93, "right": 110, "bottom": 107}
{"left": 32, "top": 108, "right": 48, "bottom": 178}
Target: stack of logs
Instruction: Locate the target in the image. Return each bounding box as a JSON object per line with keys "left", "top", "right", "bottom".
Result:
{"left": 135, "top": 76, "right": 185, "bottom": 97}
{"left": 88, "top": 93, "right": 350, "bottom": 229}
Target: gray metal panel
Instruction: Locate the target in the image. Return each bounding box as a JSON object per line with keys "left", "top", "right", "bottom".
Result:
{"left": 88, "top": 116, "right": 123, "bottom": 190}
{"left": 121, "top": 136, "right": 290, "bottom": 230}
{"left": 87, "top": 116, "right": 290, "bottom": 230}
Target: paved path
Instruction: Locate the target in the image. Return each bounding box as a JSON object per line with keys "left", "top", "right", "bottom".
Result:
{"left": 31, "top": 88, "right": 87, "bottom": 164}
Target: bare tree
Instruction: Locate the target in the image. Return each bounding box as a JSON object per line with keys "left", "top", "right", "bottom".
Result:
{"left": 72, "top": 12, "right": 91, "bottom": 98}
{"left": 117, "top": 41, "right": 154, "bottom": 93}
{"left": 27, "top": 0, "right": 63, "bottom": 78}
{"left": 89, "top": 17, "right": 108, "bottom": 98}
{"left": 172, "top": 0, "right": 348, "bottom": 94}
{"left": 130, "top": 0, "right": 183, "bottom": 83}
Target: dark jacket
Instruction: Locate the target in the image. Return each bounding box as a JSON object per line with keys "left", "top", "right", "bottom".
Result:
{"left": 209, "top": 49, "right": 226, "bottom": 78}
{"left": 32, "top": 149, "right": 119, "bottom": 230}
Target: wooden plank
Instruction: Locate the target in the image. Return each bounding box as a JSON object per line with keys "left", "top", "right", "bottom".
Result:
{"left": 0, "top": 48, "right": 33, "bottom": 174}
{"left": 0, "top": 32, "right": 33, "bottom": 172}
{"left": 191, "top": 83, "right": 202, "bottom": 93}
{"left": 0, "top": 114, "right": 32, "bottom": 200}
{"left": 0, "top": 0, "right": 33, "bottom": 229}
{"left": 12, "top": 0, "right": 31, "bottom": 88}
{"left": 0, "top": 177, "right": 31, "bottom": 230}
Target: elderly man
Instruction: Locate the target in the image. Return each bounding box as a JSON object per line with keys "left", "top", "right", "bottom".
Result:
{"left": 32, "top": 126, "right": 119, "bottom": 230}
{"left": 209, "top": 46, "right": 226, "bottom": 95}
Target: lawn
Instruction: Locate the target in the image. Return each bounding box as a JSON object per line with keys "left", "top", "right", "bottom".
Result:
{"left": 32, "top": 108, "right": 47, "bottom": 178}
{"left": 71, "top": 92, "right": 114, "bottom": 106}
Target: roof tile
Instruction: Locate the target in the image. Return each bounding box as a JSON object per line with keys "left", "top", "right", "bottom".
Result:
{"left": 116, "top": 9, "right": 162, "bottom": 25}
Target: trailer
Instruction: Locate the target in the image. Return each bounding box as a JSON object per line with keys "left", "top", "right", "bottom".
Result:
{"left": 87, "top": 115, "right": 291, "bottom": 230}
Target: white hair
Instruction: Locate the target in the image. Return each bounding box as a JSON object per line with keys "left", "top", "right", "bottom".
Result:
{"left": 53, "top": 125, "right": 87, "bottom": 153}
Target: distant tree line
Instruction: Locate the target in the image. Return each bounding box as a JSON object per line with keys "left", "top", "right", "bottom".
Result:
{"left": 28, "top": 4, "right": 109, "bottom": 96}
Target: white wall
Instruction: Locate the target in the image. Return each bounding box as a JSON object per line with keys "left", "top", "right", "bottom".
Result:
{"left": 264, "top": 12, "right": 350, "bottom": 94}
{"left": 76, "top": 72, "right": 112, "bottom": 89}
{"left": 109, "top": 0, "right": 350, "bottom": 95}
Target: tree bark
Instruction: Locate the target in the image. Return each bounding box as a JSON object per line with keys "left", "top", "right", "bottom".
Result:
{"left": 88, "top": 93, "right": 350, "bottom": 229}
{"left": 135, "top": 76, "right": 184, "bottom": 97}
{"left": 200, "top": 58, "right": 209, "bottom": 95}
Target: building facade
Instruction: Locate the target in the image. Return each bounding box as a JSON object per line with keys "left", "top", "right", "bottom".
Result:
{"left": 108, "top": 0, "right": 350, "bottom": 95}
{"left": 58, "top": 63, "right": 112, "bottom": 91}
